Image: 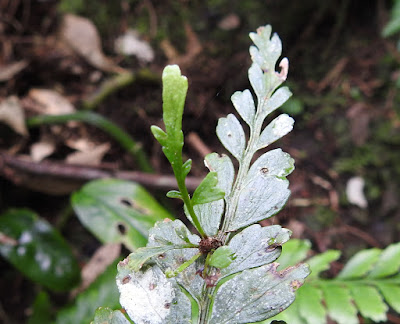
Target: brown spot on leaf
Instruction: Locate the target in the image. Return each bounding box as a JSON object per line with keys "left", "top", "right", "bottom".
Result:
{"left": 122, "top": 275, "right": 131, "bottom": 284}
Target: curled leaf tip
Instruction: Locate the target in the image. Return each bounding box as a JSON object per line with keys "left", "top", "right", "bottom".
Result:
{"left": 277, "top": 57, "right": 289, "bottom": 81}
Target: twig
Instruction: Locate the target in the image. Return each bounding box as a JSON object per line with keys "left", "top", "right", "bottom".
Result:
{"left": 26, "top": 111, "right": 152, "bottom": 173}
{"left": 0, "top": 151, "right": 202, "bottom": 192}
{"left": 187, "top": 132, "right": 212, "bottom": 157}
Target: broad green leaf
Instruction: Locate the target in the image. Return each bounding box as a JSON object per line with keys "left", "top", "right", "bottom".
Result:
{"left": 209, "top": 246, "right": 235, "bottom": 269}
{"left": 221, "top": 224, "right": 291, "bottom": 278}
{"left": 231, "top": 89, "right": 255, "bottom": 127}
{"left": 376, "top": 283, "right": 400, "bottom": 313}
{"left": 263, "top": 86, "right": 292, "bottom": 115}
{"left": 276, "top": 239, "right": 311, "bottom": 270}
{"left": 161, "top": 65, "right": 188, "bottom": 137}
{"left": 257, "top": 114, "right": 294, "bottom": 150}
{"left": 71, "top": 179, "right": 171, "bottom": 251}
{"left": 320, "top": 283, "right": 358, "bottom": 324}
{"left": 349, "top": 284, "right": 388, "bottom": 322}
{"left": 0, "top": 209, "right": 80, "bottom": 291}
{"left": 337, "top": 248, "right": 381, "bottom": 279}
{"left": 56, "top": 260, "right": 121, "bottom": 324}
{"left": 307, "top": 250, "right": 341, "bottom": 279}
{"left": 192, "top": 172, "right": 225, "bottom": 205}
{"left": 28, "top": 291, "right": 52, "bottom": 324}
{"left": 297, "top": 285, "right": 326, "bottom": 324}
{"left": 91, "top": 307, "right": 132, "bottom": 324}
{"left": 247, "top": 148, "right": 294, "bottom": 182}
{"left": 204, "top": 153, "right": 235, "bottom": 199}
{"left": 216, "top": 113, "right": 246, "bottom": 161}
{"left": 210, "top": 263, "right": 310, "bottom": 324}
{"left": 228, "top": 174, "right": 290, "bottom": 231}
{"left": 368, "top": 242, "right": 400, "bottom": 278}
{"left": 117, "top": 264, "right": 192, "bottom": 324}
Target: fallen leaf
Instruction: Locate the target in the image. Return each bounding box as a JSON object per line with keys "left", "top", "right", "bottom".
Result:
{"left": 71, "top": 243, "right": 121, "bottom": 297}
{"left": 115, "top": 29, "right": 154, "bottom": 63}
{"left": 0, "top": 96, "right": 28, "bottom": 136}
{"left": 346, "top": 176, "right": 368, "bottom": 209}
{"left": 28, "top": 89, "right": 75, "bottom": 115}
{"left": 59, "top": 14, "right": 124, "bottom": 73}
{"left": 66, "top": 142, "right": 110, "bottom": 166}
{"left": 0, "top": 61, "right": 28, "bottom": 81}
{"left": 30, "top": 140, "right": 56, "bottom": 162}
{"left": 218, "top": 13, "right": 241, "bottom": 30}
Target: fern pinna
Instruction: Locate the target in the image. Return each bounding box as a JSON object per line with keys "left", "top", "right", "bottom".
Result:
{"left": 266, "top": 240, "right": 400, "bottom": 324}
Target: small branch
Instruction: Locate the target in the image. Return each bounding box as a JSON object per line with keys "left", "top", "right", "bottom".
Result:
{"left": 0, "top": 151, "right": 202, "bottom": 193}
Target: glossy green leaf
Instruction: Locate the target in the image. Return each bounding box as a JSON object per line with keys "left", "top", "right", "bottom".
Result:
{"left": 192, "top": 172, "right": 225, "bottom": 205}
{"left": 307, "top": 250, "right": 341, "bottom": 279}
{"left": 117, "top": 264, "right": 192, "bottom": 324}
{"left": 221, "top": 224, "right": 291, "bottom": 278}
{"left": 297, "top": 285, "right": 326, "bottom": 324}
{"left": 349, "top": 284, "right": 388, "bottom": 322}
{"left": 376, "top": 283, "right": 400, "bottom": 313}
{"left": 209, "top": 246, "right": 235, "bottom": 269}
{"left": 56, "top": 260, "right": 121, "bottom": 324}
{"left": 210, "top": 263, "right": 310, "bottom": 323}
{"left": 368, "top": 242, "right": 400, "bottom": 278}
{"left": 216, "top": 113, "right": 246, "bottom": 161}
{"left": 231, "top": 89, "right": 256, "bottom": 127}
{"left": 320, "top": 283, "right": 358, "bottom": 324}
{"left": 337, "top": 248, "right": 381, "bottom": 279}
{"left": 28, "top": 291, "right": 52, "bottom": 324}
{"left": 91, "top": 307, "right": 131, "bottom": 324}
{"left": 71, "top": 179, "right": 171, "bottom": 251}
{"left": 276, "top": 239, "right": 311, "bottom": 270}
{"left": 257, "top": 114, "right": 294, "bottom": 150}
{"left": 0, "top": 209, "right": 80, "bottom": 291}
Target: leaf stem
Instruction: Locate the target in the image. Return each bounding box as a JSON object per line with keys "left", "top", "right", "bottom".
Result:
{"left": 174, "top": 166, "right": 206, "bottom": 238}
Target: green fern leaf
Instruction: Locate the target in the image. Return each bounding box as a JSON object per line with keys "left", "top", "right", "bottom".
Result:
{"left": 264, "top": 240, "right": 400, "bottom": 324}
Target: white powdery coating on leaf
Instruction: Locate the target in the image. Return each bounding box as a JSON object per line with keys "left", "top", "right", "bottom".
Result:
{"left": 272, "top": 115, "right": 293, "bottom": 137}
{"left": 117, "top": 267, "right": 174, "bottom": 324}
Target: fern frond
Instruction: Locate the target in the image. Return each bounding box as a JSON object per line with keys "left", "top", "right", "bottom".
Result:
{"left": 264, "top": 240, "right": 400, "bottom": 324}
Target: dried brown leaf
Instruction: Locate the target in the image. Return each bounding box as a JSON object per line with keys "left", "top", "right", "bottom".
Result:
{"left": 59, "top": 14, "right": 125, "bottom": 73}
{"left": 0, "top": 96, "right": 28, "bottom": 136}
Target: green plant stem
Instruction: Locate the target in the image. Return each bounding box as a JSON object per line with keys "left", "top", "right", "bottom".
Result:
{"left": 220, "top": 95, "right": 269, "bottom": 236}
{"left": 26, "top": 111, "right": 153, "bottom": 173}
{"left": 174, "top": 164, "right": 206, "bottom": 238}
{"left": 166, "top": 252, "right": 201, "bottom": 278}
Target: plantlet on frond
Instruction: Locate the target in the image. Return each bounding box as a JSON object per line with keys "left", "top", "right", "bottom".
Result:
{"left": 92, "top": 24, "right": 310, "bottom": 324}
